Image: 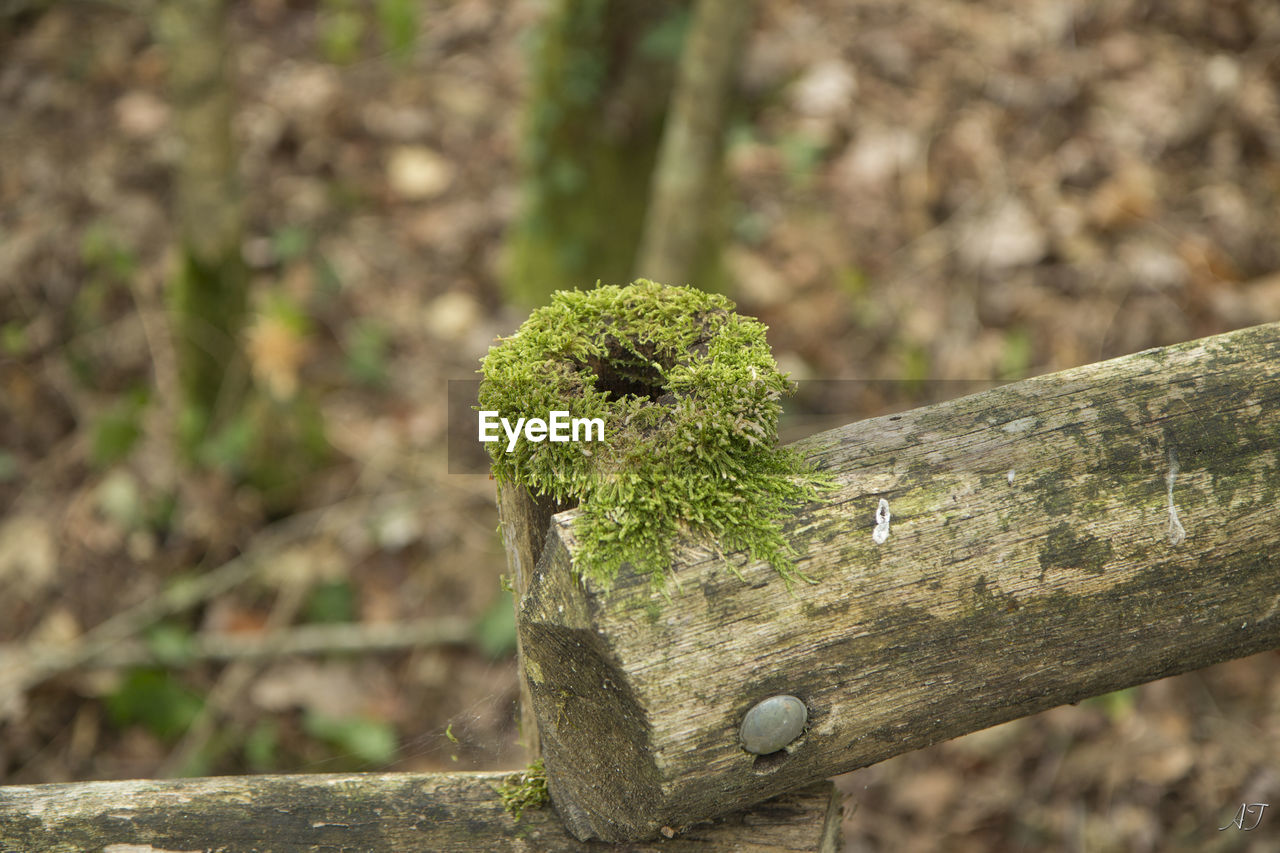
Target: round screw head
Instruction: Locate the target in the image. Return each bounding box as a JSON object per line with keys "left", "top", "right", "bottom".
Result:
{"left": 739, "top": 694, "right": 807, "bottom": 755}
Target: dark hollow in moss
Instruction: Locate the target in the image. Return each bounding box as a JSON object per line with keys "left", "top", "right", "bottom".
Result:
{"left": 581, "top": 348, "right": 668, "bottom": 402}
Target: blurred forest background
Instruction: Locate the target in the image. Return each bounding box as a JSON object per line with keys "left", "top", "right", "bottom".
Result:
{"left": 2, "top": 0, "right": 1279, "bottom": 850}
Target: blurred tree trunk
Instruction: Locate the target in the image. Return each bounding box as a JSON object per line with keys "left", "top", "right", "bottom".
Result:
{"left": 154, "top": 0, "right": 247, "bottom": 456}
{"left": 634, "top": 0, "right": 754, "bottom": 289}
{"left": 502, "top": 0, "right": 687, "bottom": 307}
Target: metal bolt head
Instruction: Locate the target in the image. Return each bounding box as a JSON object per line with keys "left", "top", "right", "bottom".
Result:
{"left": 739, "top": 694, "right": 807, "bottom": 755}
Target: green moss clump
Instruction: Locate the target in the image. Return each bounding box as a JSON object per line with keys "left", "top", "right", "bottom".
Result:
{"left": 496, "top": 758, "right": 549, "bottom": 821}
{"left": 479, "top": 280, "right": 829, "bottom": 588}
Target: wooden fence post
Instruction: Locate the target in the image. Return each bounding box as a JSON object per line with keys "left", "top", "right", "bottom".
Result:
{"left": 517, "top": 321, "right": 1280, "bottom": 842}
{"left": 496, "top": 465, "right": 842, "bottom": 849}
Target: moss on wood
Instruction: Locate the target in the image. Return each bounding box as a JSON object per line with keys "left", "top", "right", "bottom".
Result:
{"left": 479, "top": 280, "right": 830, "bottom": 587}
{"left": 495, "top": 759, "right": 550, "bottom": 821}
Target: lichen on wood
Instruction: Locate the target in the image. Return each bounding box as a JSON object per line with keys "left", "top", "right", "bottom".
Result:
{"left": 479, "top": 280, "right": 830, "bottom": 587}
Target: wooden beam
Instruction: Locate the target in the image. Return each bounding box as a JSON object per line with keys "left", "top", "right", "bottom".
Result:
{"left": 519, "top": 321, "right": 1280, "bottom": 842}
{"left": 0, "top": 771, "right": 840, "bottom": 852}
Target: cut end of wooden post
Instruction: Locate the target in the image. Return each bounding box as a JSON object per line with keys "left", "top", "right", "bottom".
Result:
{"left": 521, "top": 514, "right": 840, "bottom": 842}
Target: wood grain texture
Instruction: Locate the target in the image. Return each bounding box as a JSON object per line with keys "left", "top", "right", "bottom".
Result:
{"left": 519, "top": 321, "right": 1280, "bottom": 842}
{"left": 0, "top": 772, "right": 840, "bottom": 852}
{"left": 498, "top": 481, "right": 574, "bottom": 760}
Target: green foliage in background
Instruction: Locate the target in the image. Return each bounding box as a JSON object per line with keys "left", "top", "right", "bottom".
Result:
{"left": 1000, "top": 325, "right": 1034, "bottom": 380}
{"left": 271, "top": 225, "right": 311, "bottom": 263}
{"left": 0, "top": 322, "right": 25, "bottom": 357}
{"left": 305, "top": 579, "right": 356, "bottom": 624}
{"left": 169, "top": 253, "right": 249, "bottom": 464}
{"left": 344, "top": 319, "right": 391, "bottom": 388}
{"left": 243, "top": 719, "right": 281, "bottom": 771}
{"left": 178, "top": 288, "right": 333, "bottom": 514}
{"left": 319, "top": 0, "right": 365, "bottom": 64}
{"left": 145, "top": 622, "right": 197, "bottom": 666}
{"left": 304, "top": 711, "right": 398, "bottom": 766}
{"left": 474, "top": 590, "right": 518, "bottom": 659}
{"left": 90, "top": 387, "right": 148, "bottom": 468}
{"left": 1085, "top": 686, "right": 1138, "bottom": 721}
{"left": 81, "top": 221, "right": 139, "bottom": 284}
{"left": 69, "top": 223, "right": 139, "bottom": 388}
{"left": 0, "top": 451, "right": 17, "bottom": 484}
{"left": 376, "top": 0, "right": 420, "bottom": 64}
{"left": 194, "top": 390, "right": 331, "bottom": 514}
{"left": 777, "top": 131, "right": 828, "bottom": 189}
{"left": 319, "top": 0, "right": 421, "bottom": 65}
{"left": 106, "top": 669, "right": 204, "bottom": 742}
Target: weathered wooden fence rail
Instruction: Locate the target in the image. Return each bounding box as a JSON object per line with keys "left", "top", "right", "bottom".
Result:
{"left": 2, "top": 321, "right": 1276, "bottom": 849}
{"left": 518, "top": 320, "right": 1280, "bottom": 841}
{"left": 0, "top": 772, "right": 840, "bottom": 851}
